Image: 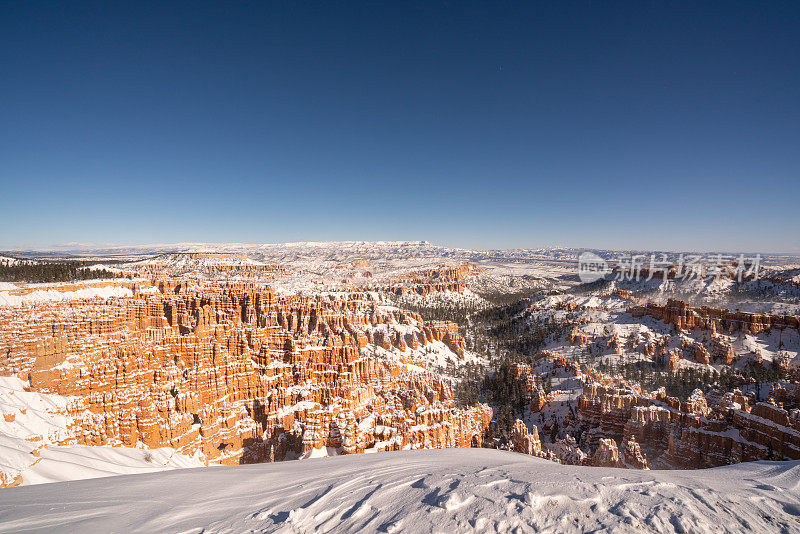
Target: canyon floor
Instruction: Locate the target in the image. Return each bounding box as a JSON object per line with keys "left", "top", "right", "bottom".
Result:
{"left": 0, "top": 448, "right": 798, "bottom": 533}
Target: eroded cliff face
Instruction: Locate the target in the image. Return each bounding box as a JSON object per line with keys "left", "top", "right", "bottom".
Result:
{"left": 379, "top": 263, "right": 481, "bottom": 296}
{"left": 0, "top": 280, "right": 491, "bottom": 478}
{"left": 632, "top": 299, "right": 800, "bottom": 337}
{"left": 506, "top": 342, "right": 800, "bottom": 470}
{"left": 576, "top": 377, "right": 800, "bottom": 469}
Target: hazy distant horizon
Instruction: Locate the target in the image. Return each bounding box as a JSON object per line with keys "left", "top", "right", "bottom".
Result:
{"left": 2, "top": 239, "right": 799, "bottom": 257}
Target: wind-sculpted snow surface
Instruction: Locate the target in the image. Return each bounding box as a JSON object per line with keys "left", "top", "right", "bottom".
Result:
{"left": 0, "top": 448, "right": 798, "bottom": 533}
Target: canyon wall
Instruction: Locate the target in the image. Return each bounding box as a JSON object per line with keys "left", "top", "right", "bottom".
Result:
{"left": 631, "top": 299, "right": 800, "bottom": 336}
{"left": 0, "top": 281, "right": 490, "bottom": 474}
{"left": 577, "top": 378, "right": 800, "bottom": 469}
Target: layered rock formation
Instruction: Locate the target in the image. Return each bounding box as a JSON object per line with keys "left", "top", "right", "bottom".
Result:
{"left": 631, "top": 299, "right": 800, "bottom": 336}
{"left": 122, "top": 254, "right": 286, "bottom": 279}
{"left": 591, "top": 438, "right": 622, "bottom": 468}
{"left": 381, "top": 263, "right": 480, "bottom": 296}
{"left": 510, "top": 419, "right": 542, "bottom": 456}
{"left": 0, "top": 281, "right": 491, "bottom": 472}
{"left": 509, "top": 363, "right": 551, "bottom": 412}
{"left": 577, "top": 377, "right": 800, "bottom": 469}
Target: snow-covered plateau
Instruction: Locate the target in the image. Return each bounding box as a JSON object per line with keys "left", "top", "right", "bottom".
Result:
{"left": 0, "top": 280, "right": 135, "bottom": 307}
{"left": 0, "top": 448, "right": 798, "bottom": 533}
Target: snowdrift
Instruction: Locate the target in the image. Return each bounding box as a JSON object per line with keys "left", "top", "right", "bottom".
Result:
{"left": 0, "top": 448, "right": 798, "bottom": 533}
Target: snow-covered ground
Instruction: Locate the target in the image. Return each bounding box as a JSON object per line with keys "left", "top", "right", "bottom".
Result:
{"left": 0, "top": 377, "right": 204, "bottom": 486}
{"left": 10, "top": 242, "right": 799, "bottom": 305}
{"left": 0, "top": 280, "right": 135, "bottom": 307}
{"left": 529, "top": 292, "right": 800, "bottom": 371}
{"left": 361, "top": 338, "right": 484, "bottom": 372}
{"left": 6, "top": 444, "right": 205, "bottom": 486}
{"left": 396, "top": 288, "right": 489, "bottom": 310}
{"left": 0, "top": 448, "right": 798, "bottom": 533}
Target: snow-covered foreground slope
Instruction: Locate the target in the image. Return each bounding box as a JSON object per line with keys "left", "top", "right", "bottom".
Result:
{"left": 0, "top": 377, "right": 204, "bottom": 487}
{"left": 0, "top": 449, "right": 798, "bottom": 533}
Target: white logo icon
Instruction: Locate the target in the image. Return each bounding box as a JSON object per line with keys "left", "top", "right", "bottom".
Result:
{"left": 578, "top": 252, "right": 609, "bottom": 283}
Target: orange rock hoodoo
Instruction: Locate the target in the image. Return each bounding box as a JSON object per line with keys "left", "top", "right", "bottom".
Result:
{"left": 382, "top": 263, "right": 480, "bottom": 296}
{"left": 578, "top": 377, "right": 800, "bottom": 469}
{"left": 631, "top": 299, "right": 800, "bottom": 337}
{"left": 0, "top": 282, "right": 491, "bottom": 465}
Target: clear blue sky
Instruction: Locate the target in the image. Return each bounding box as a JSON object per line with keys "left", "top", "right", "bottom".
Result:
{"left": 1, "top": 1, "right": 798, "bottom": 252}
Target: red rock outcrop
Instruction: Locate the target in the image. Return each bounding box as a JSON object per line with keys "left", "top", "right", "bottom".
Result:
{"left": 0, "top": 282, "right": 491, "bottom": 465}
{"left": 631, "top": 299, "right": 800, "bottom": 336}
{"left": 510, "top": 419, "right": 542, "bottom": 456}
{"left": 549, "top": 435, "right": 588, "bottom": 465}
{"left": 380, "top": 263, "right": 481, "bottom": 296}
{"left": 568, "top": 327, "right": 589, "bottom": 345}
{"left": 621, "top": 436, "right": 648, "bottom": 469}
{"left": 578, "top": 374, "right": 800, "bottom": 469}
{"left": 591, "top": 438, "right": 622, "bottom": 468}
{"left": 710, "top": 336, "right": 735, "bottom": 365}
